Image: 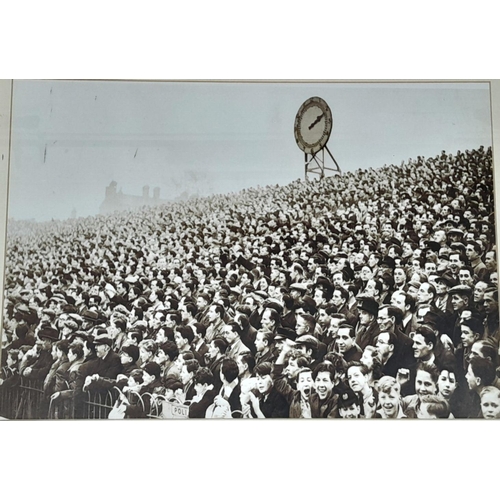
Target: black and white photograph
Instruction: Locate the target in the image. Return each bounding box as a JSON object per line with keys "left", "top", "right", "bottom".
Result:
{"left": 0, "top": 79, "right": 498, "bottom": 420}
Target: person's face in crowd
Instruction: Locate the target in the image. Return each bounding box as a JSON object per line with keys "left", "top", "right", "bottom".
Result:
{"left": 437, "top": 370, "right": 457, "bottom": 399}
{"left": 139, "top": 346, "right": 153, "bottom": 364}
{"left": 417, "top": 283, "right": 434, "bottom": 305}
{"left": 236, "top": 355, "right": 248, "bottom": 376}
{"left": 490, "top": 272, "right": 498, "bottom": 285}
{"left": 317, "top": 309, "right": 331, "bottom": 330}
{"left": 368, "top": 254, "right": 378, "bottom": 269}
{"left": 95, "top": 343, "right": 109, "bottom": 359}
{"left": 256, "top": 372, "right": 273, "bottom": 395}
{"left": 313, "top": 288, "right": 326, "bottom": 306}
{"left": 327, "top": 317, "right": 342, "bottom": 340}
{"left": 483, "top": 292, "right": 498, "bottom": 315}
{"left": 412, "top": 333, "right": 432, "bottom": 360}
{"left": 296, "top": 371, "right": 313, "bottom": 399}
{"left": 484, "top": 251, "right": 496, "bottom": 271}
{"left": 307, "top": 258, "right": 316, "bottom": 273}
{"left": 314, "top": 371, "right": 334, "bottom": 400}
{"left": 347, "top": 366, "right": 367, "bottom": 393}
{"left": 364, "top": 279, "right": 379, "bottom": 298}
{"left": 411, "top": 260, "right": 421, "bottom": 274}
{"left": 295, "top": 315, "right": 310, "bottom": 336}
{"left": 270, "top": 268, "right": 280, "bottom": 283}
{"left": 336, "top": 327, "right": 354, "bottom": 353}
{"left": 332, "top": 290, "right": 345, "bottom": 309}
{"left": 376, "top": 308, "right": 394, "bottom": 331}
{"left": 360, "top": 348, "right": 376, "bottom": 371}
{"left": 207, "top": 306, "right": 220, "bottom": 324}
{"left": 390, "top": 292, "right": 407, "bottom": 315}
{"left": 338, "top": 398, "right": 361, "bottom": 418}
{"left": 375, "top": 331, "right": 393, "bottom": 360}
{"left": 449, "top": 254, "right": 463, "bottom": 273}
{"left": 261, "top": 309, "right": 275, "bottom": 331}
{"left": 223, "top": 325, "right": 238, "bottom": 345}
{"left": 203, "top": 342, "right": 218, "bottom": 362}
{"left": 358, "top": 309, "right": 373, "bottom": 327}
{"left": 481, "top": 392, "right": 500, "bottom": 419}
{"left": 332, "top": 273, "right": 344, "bottom": 287}
{"left": 465, "top": 364, "right": 480, "bottom": 392}
{"left": 460, "top": 325, "right": 478, "bottom": 348}
{"left": 415, "top": 370, "right": 437, "bottom": 398}
{"left": 284, "top": 358, "right": 302, "bottom": 379}
{"left": 433, "top": 230, "right": 446, "bottom": 244}
{"left": 180, "top": 365, "right": 193, "bottom": 386}
{"left": 381, "top": 223, "right": 393, "bottom": 238}
{"left": 424, "top": 262, "right": 437, "bottom": 276}
{"left": 120, "top": 351, "right": 133, "bottom": 366}
{"left": 379, "top": 389, "right": 400, "bottom": 418}
{"left": 164, "top": 314, "right": 176, "bottom": 329}
{"left": 128, "top": 375, "right": 142, "bottom": 390}
{"left": 254, "top": 332, "right": 267, "bottom": 353}
{"left": 196, "top": 297, "right": 207, "bottom": 310}
{"left": 174, "top": 331, "right": 187, "bottom": 351}
{"left": 67, "top": 349, "right": 77, "bottom": 364}
{"left": 473, "top": 282, "right": 488, "bottom": 303}
{"left": 360, "top": 266, "right": 373, "bottom": 282}
{"left": 379, "top": 243, "right": 387, "bottom": 257}
{"left": 465, "top": 244, "right": 480, "bottom": 263}
{"left": 393, "top": 268, "right": 405, "bottom": 285}
{"left": 458, "top": 270, "right": 474, "bottom": 287}
{"left": 244, "top": 295, "right": 256, "bottom": 307}
{"left": 435, "top": 280, "right": 448, "bottom": 296}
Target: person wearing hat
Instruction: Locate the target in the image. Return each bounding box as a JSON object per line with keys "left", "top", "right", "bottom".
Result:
{"left": 19, "top": 328, "right": 59, "bottom": 418}
{"left": 337, "top": 387, "right": 361, "bottom": 419}
{"left": 22, "top": 328, "right": 59, "bottom": 381}
{"left": 81, "top": 336, "right": 123, "bottom": 393}
{"left": 355, "top": 297, "right": 380, "bottom": 351}
{"left": 434, "top": 272, "right": 456, "bottom": 315}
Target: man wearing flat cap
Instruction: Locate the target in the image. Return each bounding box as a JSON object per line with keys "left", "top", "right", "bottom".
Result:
{"left": 82, "top": 336, "right": 123, "bottom": 393}
{"left": 21, "top": 328, "right": 59, "bottom": 418}
{"left": 22, "top": 328, "right": 59, "bottom": 381}
{"left": 434, "top": 272, "right": 456, "bottom": 315}
{"left": 355, "top": 297, "right": 380, "bottom": 351}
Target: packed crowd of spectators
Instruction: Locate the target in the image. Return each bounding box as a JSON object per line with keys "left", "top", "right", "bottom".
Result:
{"left": 1, "top": 145, "right": 499, "bottom": 419}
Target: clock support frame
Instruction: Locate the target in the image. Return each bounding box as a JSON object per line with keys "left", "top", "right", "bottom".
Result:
{"left": 304, "top": 145, "right": 341, "bottom": 180}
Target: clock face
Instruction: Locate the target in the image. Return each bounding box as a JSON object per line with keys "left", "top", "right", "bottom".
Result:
{"left": 294, "top": 97, "right": 333, "bottom": 154}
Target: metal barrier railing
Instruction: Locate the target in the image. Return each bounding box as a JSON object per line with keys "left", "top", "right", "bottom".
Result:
{"left": 0, "top": 379, "right": 191, "bottom": 419}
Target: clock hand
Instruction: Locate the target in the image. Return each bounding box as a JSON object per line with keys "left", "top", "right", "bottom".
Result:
{"left": 308, "top": 113, "right": 325, "bottom": 130}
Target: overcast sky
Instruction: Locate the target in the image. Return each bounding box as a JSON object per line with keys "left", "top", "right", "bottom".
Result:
{"left": 7, "top": 80, "right": 493, "bottom": 221}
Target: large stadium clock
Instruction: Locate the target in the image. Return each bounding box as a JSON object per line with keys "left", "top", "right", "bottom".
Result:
{"left": 294, "top": 96, "right": 333, "bottom": 155}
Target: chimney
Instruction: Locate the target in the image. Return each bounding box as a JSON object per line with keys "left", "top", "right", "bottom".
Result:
{"left": 142, "top": 185, "right": 150, "bottom": 199}
{"left": 153, "top": 187, "right": 160, "bottom": 199}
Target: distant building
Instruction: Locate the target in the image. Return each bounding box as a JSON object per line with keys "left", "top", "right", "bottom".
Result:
{"left": 99, "top": 181, "right": 165, "bottom": 215}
